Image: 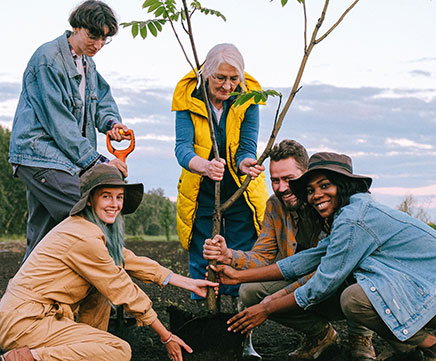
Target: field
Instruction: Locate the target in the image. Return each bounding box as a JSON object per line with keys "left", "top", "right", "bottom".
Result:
{"left": 0, "top": 239, "right": 425, "bottom": 361}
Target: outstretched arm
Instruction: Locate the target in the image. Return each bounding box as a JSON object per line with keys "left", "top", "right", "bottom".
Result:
{"left": 227, "top": 292, "right": 299, "bottom": 334}
{"left": 168, "top": 273, "right": 218, "bottom": 299}
{"left": 210, "top": 263, "right": 283, "bottom": 285}
{"left": 150, "top": 319, "right": 193, "bottom": 361}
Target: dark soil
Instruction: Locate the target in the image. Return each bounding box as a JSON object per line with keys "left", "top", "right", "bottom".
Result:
{"left": 0, "top": 241, "right": 425, "bottom": 361}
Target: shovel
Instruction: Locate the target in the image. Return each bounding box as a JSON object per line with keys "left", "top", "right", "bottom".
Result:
{"left": 106, "top": 128, "right": 135, "bottom": 163}
{"left": 107, "top": 128, "right": 136, "bottom": 328}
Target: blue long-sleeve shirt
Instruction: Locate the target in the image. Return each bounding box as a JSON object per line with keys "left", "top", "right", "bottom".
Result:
{"left": 277, "top": 193, "right": 436, "bottom": 341}
{"left": 175, "top": 102, "right": 259, "bottom": 170}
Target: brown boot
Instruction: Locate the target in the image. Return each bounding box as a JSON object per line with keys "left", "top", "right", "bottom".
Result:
{"left": 349, "top": 334, "right": 376, "bottom": 360}
{"left": 422, "top": 343, "right": 436, "bottom": 361}
{"left": 288, "top": 323, "right": 338, "bottom": 360}
{"left": 1, "top": 347, "right": 34, "bottom": 361}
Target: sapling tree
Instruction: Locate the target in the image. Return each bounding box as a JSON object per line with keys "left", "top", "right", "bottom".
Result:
{"left": 123, "top": 0, "right": 360, "bottom": 311}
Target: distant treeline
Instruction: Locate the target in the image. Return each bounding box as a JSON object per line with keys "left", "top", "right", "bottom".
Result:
{"left": 0, "top": 126, "right": 176, "bottom": 239}
{"left": 0, "top": 126, "right": 433, "bottom": 237}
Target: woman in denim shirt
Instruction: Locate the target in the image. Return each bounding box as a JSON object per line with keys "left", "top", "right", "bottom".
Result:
{"left": 9, "top": 1, "right": 131, "bottom": 261}
{"left": 212, "top": 152, "right": 436, "bottom": 360}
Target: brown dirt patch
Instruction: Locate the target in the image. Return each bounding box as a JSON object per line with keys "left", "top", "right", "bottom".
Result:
{"left": 0, "top": 240, "right": 424, "bottom": 360}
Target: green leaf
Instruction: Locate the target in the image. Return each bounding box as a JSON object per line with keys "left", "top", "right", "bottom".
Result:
{"left": 232, "top": 89, "right": 282, "bottom": 107}
{"left": 148, "top": 1, "right": 163, "bottom": 13}
{"left": 155, "top": 5, "right": 165, "bottom": 17}
{"left": 281, "top": 0, "right": 288, "bottom": 6}
{"left": 143, "top": 0, "right": 158, "bottom": 9}
{"left": 131, "top": 23, "right": 139, "bottom": 38}
{"left": 165, "top": 0, "right": 177, "bottom": 12}
{"left": 140, "top": 24, "right": 148, "bottom": 39}
{"left": 154, "top": 20, "right": 163, "bottom": 32}
{"left": 120, "top": 21, "right": 131, "bottom": 28}
{"left": 147, "top": 22, "right": 158, "bottom": 37}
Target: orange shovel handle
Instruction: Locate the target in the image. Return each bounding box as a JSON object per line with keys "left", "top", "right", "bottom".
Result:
{"left": 106, "top": 129, "right": 135, "bottom": 162}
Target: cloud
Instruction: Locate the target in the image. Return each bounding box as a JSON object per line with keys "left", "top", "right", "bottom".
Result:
{"left": 0, "top": 120, "right": 12, "bottom": 129}
{"left": 1, "top": 79, "right": 435, "bottom": 219}
{"left": 296, "top": 104, "right": 312, "bottom": 112}
{"left": 409, "top": 70, "right": 431, "bottom": 78}
{"left": 408, "top": 57, "right": 436, "bottom": 64}
{"left": 372, "top": 184, "right": 436, "bottom": 197}
{"left": 385, "top": 137, "right": 432, "bottom": 150}
{"left": 124, "top": 116, "right": 167, "bottom": 125}
{"left": 136, "top": 134, "right": 175, "bottom": 142}
{"left": 0, "top": 99, "right": 17, "bottom": 119}
{"left": 373, "top": 88, "right": 436, "bottom": 103}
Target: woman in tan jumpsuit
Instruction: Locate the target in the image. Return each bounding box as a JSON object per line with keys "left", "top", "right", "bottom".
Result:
{"left": 0, "top": 164, "right": 217, "bottom": 361}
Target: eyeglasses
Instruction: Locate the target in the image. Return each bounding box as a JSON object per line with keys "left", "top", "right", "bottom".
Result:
{"left": 85, "top": 30, "right": 112, "bottom": 45}
{"left": 211, "top": 74, "right": 240, "bottom": 85}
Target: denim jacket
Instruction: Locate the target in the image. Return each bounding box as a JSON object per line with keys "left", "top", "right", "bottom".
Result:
{"left": 9, "top": 31, "right": 121, "bottom": 175}
{"left": 277, "top": 193, "right": 436, "bottom": 341}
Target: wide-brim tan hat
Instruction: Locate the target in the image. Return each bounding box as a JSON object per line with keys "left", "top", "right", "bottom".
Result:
{"left": 289, "top": 152, "right": 372, "bottom": 200}
{"left": 70, "top": 164, "right": 143, "bottom": 216}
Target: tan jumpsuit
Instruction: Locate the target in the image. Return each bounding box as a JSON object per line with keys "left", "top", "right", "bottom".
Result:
{"left": 0, "top": 216, "right": 171, "bottom": 361}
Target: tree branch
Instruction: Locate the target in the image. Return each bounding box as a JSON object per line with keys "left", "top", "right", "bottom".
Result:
{"left": 181, "top": 0, "right": 221, "bottom": 312}
{"left": 315, "top": 0, "right": 360, "bottom": 44}
{"left": 166, "top": 9, "right": 197, "bottom": 74}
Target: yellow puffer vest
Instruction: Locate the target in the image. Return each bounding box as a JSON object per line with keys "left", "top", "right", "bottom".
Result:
{"left": 172, "top": 70, "right": 268, "bottom": 250}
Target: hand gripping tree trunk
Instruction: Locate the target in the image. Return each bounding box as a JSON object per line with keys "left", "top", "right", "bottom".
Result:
{"left": 123, "top": 0, "right": 361, "bottom": 312}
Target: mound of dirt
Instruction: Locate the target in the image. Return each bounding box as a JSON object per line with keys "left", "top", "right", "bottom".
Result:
{"left": 0, "top": 240, "right": 425, "bottom": 361}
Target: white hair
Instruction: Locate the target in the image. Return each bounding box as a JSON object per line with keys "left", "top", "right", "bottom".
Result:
{"left": 202, "top": 43, "right": 245, "bottom": 87}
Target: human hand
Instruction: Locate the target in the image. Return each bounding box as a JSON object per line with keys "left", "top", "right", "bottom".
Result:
{"left": 189, "top": 279, "right": 219, "bottom": 298}
{"left": 203, "top": 235, "right": 232, "bottom": 264}
{"left": 227, "top": 304, "right": 269, "bottom": 334}
{"left": 239, "top": 158, "right": 264, "bottom": 180}
{"left": 209, "top": 264, "right": 240, "bottom": 285}
{"left": 108, "top": 158, "right": 128, "bottom": 178}
{"left": 165, "top": 333, "right": 193, "bottom": 361}
{"left": 107, "top": 123, "right": 131, "bottom": 142}
{"left": 206, "top": 158, "right": 226, "bottom": 181}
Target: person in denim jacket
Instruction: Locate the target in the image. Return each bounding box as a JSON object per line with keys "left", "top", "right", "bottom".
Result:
{"left": 212, "top": 152, "right": 436, "bottom": 361}
{"left": 9, "top": 0, "right": 131, "bottom": 261}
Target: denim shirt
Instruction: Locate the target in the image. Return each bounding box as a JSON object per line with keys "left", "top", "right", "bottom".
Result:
{"left": 277, "top": 193, "right": 436, "bottom": 341}
{"left": 9, "top": 31, "right": 121, "bottom": 175}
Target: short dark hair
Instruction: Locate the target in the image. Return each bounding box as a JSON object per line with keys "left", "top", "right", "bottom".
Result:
{"left": 69, "top": 0, "right": 118, "bottom": 37}
{"left": 269, "top": 139, "right": 309, "bottom": 172}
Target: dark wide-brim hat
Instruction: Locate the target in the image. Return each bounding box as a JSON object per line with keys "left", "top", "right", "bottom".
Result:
{"left": 70, "top": 164, "right": 143, "bottom": 216}
{"left": 289, "top": 152, "right": 372, "bottom": 200}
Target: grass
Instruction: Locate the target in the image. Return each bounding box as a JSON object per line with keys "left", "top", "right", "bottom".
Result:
{"left": 117, "top": 234, "right": 179, "bottom": 242}
{"left": 0, "top": 235, "right": 25, "bottom": 243}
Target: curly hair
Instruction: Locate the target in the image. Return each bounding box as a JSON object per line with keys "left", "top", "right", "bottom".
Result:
{"left": 303, "top": 170, "right": 371, "bottom": 230}
{"left": 69, "top": 0, "right": 118, "bottom": 37}
{"left": 269, "top": 139, "right": 308, "bottom": 172}
{"left": 323, "top": 170, "right": 371, "bottom": 210}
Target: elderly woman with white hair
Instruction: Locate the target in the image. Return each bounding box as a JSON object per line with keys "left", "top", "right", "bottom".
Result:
{"left": 172, "top": 43, "right": 268, "bottom": 301}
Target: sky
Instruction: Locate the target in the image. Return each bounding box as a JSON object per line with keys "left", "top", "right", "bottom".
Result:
{"left": 0, "top": 0, "right": 435, "bottom": 220}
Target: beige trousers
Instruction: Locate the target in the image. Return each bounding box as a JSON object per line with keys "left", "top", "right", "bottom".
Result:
{"left": 0, "top": 291, "right": 131, "bottom": 361}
